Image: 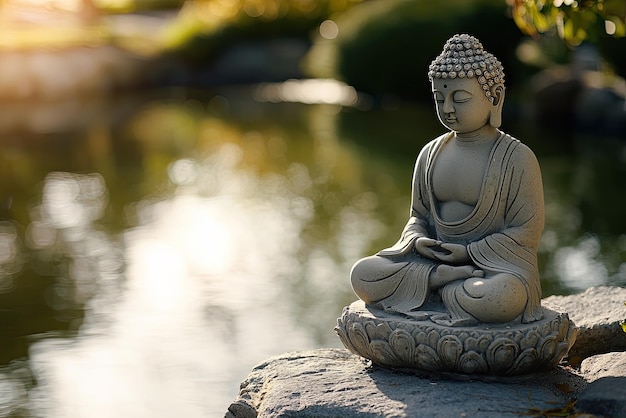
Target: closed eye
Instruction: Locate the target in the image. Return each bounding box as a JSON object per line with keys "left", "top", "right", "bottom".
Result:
{"left": 453, "top": 91, "right": 472, "bottom": 103}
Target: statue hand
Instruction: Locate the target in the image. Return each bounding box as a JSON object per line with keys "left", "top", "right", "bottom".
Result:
{"left": 435, "top": 243, "right": 470, "bottom": 263}
{"left": 416, "top": 239, "right": 470, "bottom": 263}
{"left": 414, "top": 237, "right": 441, "bottom": 260}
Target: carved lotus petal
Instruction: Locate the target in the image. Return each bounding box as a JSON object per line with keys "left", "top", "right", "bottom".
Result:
{"left": 487, "top": 338, "right": 519, "bottom": 374}
{"left": 364, "top": 321, "right": 377, "bottom": 339}
{"left": 459, "top": 351, "right": 488, "bottom": 374}
{"left": 464, "top": 337, "right": 479, "bottom": 351}
{"left": 557, "top": 317, "right": 570, "bottom": 341}
{"left": 508, "top": 348, "right": 538, "bottom": 375}
{"left": 416, "top": 344, "right": 441, "bottom": 371}
{"left": 390, "top": 329, "right": 416, "bottom": 362}
{"left": 477, "top": 336, "right": 492, "bottom": 351}
{"left": 427, "top": 330, "right": 441, "bottom": 348}
{"left": 520, "top": 331, "right": 541, "bottom": 349}
{"left": 469, "top": 330, "right": 482, "bottom": 339}
{"left": 539, "top": 335, "right": 557, "bottom": 360}
{"left": 335, "top": 323, "right": 357, "bottom": 354}
{"left": 551, "top": 342, "right": 570, "bottom": 366}
{"left": 370, "top": 340, "right": 401, "bottom": 366}
{"left": 348, "top": 322, "right": 374, "bottom": 359}
{"left": 414, "top": 331, "right": 428, "bottom": 346}
{"left": 335, "top": 316, "right": 346, "bottom": 337}
{"left": 371, "top": 322, "right": 394, "bottom": 341}
{"left": 437, "top": 335, "right": 463, "bottom": 369}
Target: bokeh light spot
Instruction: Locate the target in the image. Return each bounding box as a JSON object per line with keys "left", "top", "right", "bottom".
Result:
{"left": 319, "top": 20, "right": 339, "bottom": 40}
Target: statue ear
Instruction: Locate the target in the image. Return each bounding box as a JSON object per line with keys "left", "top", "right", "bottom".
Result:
{"left": 489, "top": 84, "right": 505, "bottom": 128}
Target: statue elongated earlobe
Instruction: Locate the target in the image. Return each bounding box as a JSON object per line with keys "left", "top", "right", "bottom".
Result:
{"left": 489, "top": 85, "right": 505, "bottom": 128}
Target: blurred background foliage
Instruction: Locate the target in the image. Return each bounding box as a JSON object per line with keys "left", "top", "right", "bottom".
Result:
{"left": 0, "top": 0, "right": 624, "bottom": 99}
{"left": 512, "top": 0, "right": 626, "bottom": 44}
{"left": 510, "top": 0, "right": 626, "bottom": 78}
{"left": 302, "top": 0, "right": 529, "bottom": 101}
{"left": 163, "top": 0, "right": 625, "bottom": 102}
{"left": 164, "top": 0, "right": 362, "bottom": 58}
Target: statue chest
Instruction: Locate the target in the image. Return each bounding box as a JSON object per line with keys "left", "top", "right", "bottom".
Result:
{"left": 431, "top": 140, "right": 493, "bottom": 208}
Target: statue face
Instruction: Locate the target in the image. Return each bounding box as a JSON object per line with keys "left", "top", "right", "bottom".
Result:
{"left": 431, "top": 77, "right": 497, "bottom": 134}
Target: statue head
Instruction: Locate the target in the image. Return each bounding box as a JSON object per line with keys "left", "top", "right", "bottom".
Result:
{"left": 428, "top": 34, "right": 505, "bottom": 128}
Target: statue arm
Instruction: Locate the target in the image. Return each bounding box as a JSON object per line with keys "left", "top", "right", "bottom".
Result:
{"left": 465, "top": 144, "right": 544, "bottom": 322}
{"left": 378, "top": 144, "right": 435, "bottom": 257}
{"left": 499, "top": 143, "right": 544, "bottom": 250}
{"left": 468, "top": 144, "right": 544, "bottom": 269}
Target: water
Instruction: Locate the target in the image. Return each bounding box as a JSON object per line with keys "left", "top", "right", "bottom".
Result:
{"left": 0, "top": 88, "right": 625, "bottom": 416}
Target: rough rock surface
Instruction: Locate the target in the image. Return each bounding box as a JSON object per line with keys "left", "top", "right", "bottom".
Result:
{"left": 575, "top": 352, "right": 626, "bottom": 417}
{"left": 227, "top": 287, "right": 626, "bottom": 418}
{"left": 225, "top": 348, "right": 584, "bottom": 418}
{"left": 543, "top": 286, "right": 626, "bottom": 361}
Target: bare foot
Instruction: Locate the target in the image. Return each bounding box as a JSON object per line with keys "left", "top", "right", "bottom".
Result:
{"left": 430, "top": 264, "right": 483, "bottom": 289}
{"left": 430, "top": 314, "right": 478, "bottom": 327}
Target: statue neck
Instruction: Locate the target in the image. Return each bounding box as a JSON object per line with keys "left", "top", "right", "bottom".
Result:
{"left": 454, "top": 126, "right": 501, "bottom": 145}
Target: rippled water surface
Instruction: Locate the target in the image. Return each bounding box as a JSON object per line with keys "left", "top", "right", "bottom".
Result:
{"left": 0, "top": 89, "right": 624, "bottom": 416}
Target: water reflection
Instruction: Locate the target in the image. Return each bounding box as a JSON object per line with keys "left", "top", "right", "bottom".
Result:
{"left": 0, "top": 222, "right": 23, "bottom": 293}
{"left": 23, "top": 167, "right": 303, "bottom": 415}
{"left": 20, "top": 129, "right": 389, "bottom": 415}
{"left": 26, "top": 172, "right": 123, "bottom": 318}
{"left": 553, "top": 235, "right": 607, "bottom": 290}
{"left": 0, "top": 91, "right": 624, "bottom": 416}
{"left": 255, "top": 78, "right": 359, "bottom": 106}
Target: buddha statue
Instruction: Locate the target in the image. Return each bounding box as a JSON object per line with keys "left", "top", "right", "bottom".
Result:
{"left": 338, "top": 35, "right": 577, "bottom": 375}
{"left": 349, "top": 34, "right": 544, "bottom": 326}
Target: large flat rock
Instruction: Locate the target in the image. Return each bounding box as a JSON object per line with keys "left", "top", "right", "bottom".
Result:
{"left": 543, "top": 286, "right": 626, "bottom": 361}
{"left": 225, "top": 348, "right": 585, "bottom": 418}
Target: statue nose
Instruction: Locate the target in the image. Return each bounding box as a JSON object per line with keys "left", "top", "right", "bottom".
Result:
{"left": 443, "top": 98, "right": 455, "bottom": 114}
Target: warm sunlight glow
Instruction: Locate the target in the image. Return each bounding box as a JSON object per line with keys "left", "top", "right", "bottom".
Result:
{"left": 127, "top": 238, "right": 188, "bottom": 311}
{"left": 255, "top": 79, "right": 359, "bottom": 106}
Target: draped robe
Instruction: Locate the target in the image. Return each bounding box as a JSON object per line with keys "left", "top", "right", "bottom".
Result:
{"left": 354, "top": 132, "right": 544, "bottom": 323}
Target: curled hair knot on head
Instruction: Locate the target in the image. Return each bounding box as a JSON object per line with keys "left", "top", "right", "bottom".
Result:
{"left": 428, "top": 34, "right": 505, "bottom": 103}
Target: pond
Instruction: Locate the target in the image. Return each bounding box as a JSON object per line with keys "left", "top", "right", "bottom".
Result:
{"left": 0, "top": 87, "right": 625, "bottom": 417}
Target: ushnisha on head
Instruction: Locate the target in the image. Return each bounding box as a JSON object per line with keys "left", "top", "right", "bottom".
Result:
{"left": 428, "top": 34, "right": 505, "bottom": 103}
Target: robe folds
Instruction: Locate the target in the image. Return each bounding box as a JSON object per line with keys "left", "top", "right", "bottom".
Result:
{"left": 361, "top": 131, "right": 545, "bottom": 323}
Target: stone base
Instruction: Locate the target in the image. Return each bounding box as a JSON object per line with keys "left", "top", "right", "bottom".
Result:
{"left": 336, "top": 300, "right": 578, "bottom": 376}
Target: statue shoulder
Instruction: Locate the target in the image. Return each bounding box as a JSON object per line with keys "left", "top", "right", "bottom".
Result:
{"left": 416, "top": 132, "right": 450, "bottom": 162}
{"left": 502, "top": 134, "right": 540, "bottom": 168}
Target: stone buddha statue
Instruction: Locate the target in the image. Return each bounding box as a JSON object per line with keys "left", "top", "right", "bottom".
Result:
{"left": 337, "top": 35, "right": 576, "bottom": 375}
{"left": 350, "top": 34, "right": 544, "bottom": 326}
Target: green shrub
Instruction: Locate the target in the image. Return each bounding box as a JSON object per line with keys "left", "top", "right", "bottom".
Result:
{"left": 303, "top": 0, "right": 527, "bottom": 102}
{"left": 166, "top": 0, "right": 362, "bottom": 65}
{"left": 597, "top": 35, "right": 626, "bottom": 78}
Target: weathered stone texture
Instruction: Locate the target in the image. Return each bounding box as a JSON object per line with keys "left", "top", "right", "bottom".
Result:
{"left": 543, "top": 286, "right": 626, "bottom": 361}
{"left": 226, "top": 348, "right": 586, "bottom": 418}
{"left": 575, "top": 352, "right": 626, "bottom": 417}
{"left": 336, "top": 301, "right": 576, "bottom": 376}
